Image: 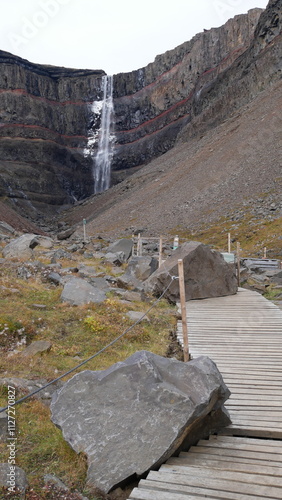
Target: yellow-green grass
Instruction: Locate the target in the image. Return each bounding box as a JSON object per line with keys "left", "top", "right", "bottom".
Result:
{"left": 172, "top": 213, "right": 282, "bottom": 259}
{"left": 0, "top": 259, "right": 177, "bottom": 497}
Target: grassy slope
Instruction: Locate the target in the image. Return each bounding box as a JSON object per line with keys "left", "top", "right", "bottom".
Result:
{"left": 0, "top": 246, "right": 177, "bottom": 499}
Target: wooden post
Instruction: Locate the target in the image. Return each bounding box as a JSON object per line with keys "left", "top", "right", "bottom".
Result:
{"left": 228, "top": 233, "right": 231, "bottom": 254}
{"left": 132, "top": 234, "right": 135, "bottom": 256}
{"left": 263, "top": 247, "right": 267, "bottom": 259}
{"left": 236, "top": 242, "right": 241, "bottom": 287}
{"left": 158, "top": 235, "right": 163, "bottom": 268}
{"left": 137, "top": 233, "right": 142, "bottom": 256}
{"left": 178, "top": 259, "right": 190, "bottom": 362}
{"left": 83, "top": 218, "right": 87, "bottom": 243}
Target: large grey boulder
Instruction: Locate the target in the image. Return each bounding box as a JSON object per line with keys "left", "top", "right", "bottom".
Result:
{"left": 145, "top": 241, "right": 238, "bottom": 302}
{"left": 61, "top": 277, "right": 106, "bottom": 305}
{"left": 51, "top": 352, "right": 230, "bottom": 494}
{"left": 107, "top": 238, "right": 133, "bottom": 262}
{"left": 2, "top": 234, "right": 39, "bottom": 260}
{"left": 117, "top": 256, "right": 158, "bottom": 290}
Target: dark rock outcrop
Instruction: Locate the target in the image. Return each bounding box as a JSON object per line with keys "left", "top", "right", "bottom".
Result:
{"left": 0, "top": 50, "right": 105, "bottom": 217}
{"left": 112, "top": 8, "right": 263, "bottom": 173}
{"left": 51, "top": 351, "right": 230, "bottom": 493}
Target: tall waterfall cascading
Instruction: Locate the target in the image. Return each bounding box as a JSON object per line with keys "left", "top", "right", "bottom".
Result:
{"left": 93, "top": 75, "right": 114, "bottom": 194}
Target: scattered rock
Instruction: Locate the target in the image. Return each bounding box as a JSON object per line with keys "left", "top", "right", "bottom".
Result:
{"left": 20, "top": 341, "right": 52, "bottom": 357}
{"left": 61, "top": 277, "right": 107, "bottom": 305}
{"left": 51, "top": 351, "right": 230, "bottom": 494}
{"left": 145, "top": 241, "right": 238, "bottom": 302}
{"left": 0, "top": 409, "right": 7, "bottom": 442}
{"left": 89, "top": 277, "right": 112, "bottom": 291}
{"left": 36, "top": 236, "right": 54, "bottom": 249}
{"left": 47, "top": 271, "right": 63, "bottom": 285}
{"left": 78, "top": 265, "right": 97, "bottom": 278}
{"left": 2, "top": 234, "right": 39, "bottom": 260}
{"left": 126, "top": 311, "right": 150, "bottom": 322}
{"left": 0, "top": 221, "right": 16, "bottom": 235}
{"left": 0, "top": 377, "right": 63, "bottom": 405}
{"left": 107, "top": 239, "right": 133, "bottom": 261}
{"left": 67, "top": 244, "right": 79, "bottom": 252}
{"left": 51, "top": 249, "right": 73, "bottom": 262}
{"left": 105, "top": 251, "right": 126, "bottom": 266}
{"left": 57, "top": 228, "right": 75, "bottom": 240}
{"left": 118, "top": 256, "right": 158, "bottom": 290}
{"left": 118, "top": 290, "right": 144, "bottom": 302}
{"left": 44, "top": 474, "right": 69, "bottom": 491}
{"left": 0, "top": 463, "right": 28, "bottom": 494}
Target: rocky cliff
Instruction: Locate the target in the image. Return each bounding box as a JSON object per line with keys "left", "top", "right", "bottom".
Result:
{"left": 112, "top": 8, "right": 263, "bottom": 174}
{"left": 0, "top": 51, "right": 105, "bottom": 219}
{"left": 1, "top": 2, "right": 281, "bottom": 227}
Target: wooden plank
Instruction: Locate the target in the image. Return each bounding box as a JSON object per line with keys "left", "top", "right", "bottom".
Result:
{"left": 208, "top": 436, "right": 282, "bottom": 446}
{"left": 146, "top": 470, "right": 282, "bottom": 498}
{"left": 129, "top": 487, "right": 211, "bottom": 500}
{"left": 189, "top": 445, "right": 282, "bottom": 462}
{"left": 221, "top": 426, "right": 282, "bottom": 438}
{"left": 129, "top": 480, "right": 269, "bottom": 500}
{"left": 167, "top": 456, "right": 282, "bottom": 476}
{"left": 196, "top": 439, "right": 282, "bottom": 454}
{"left": 180, "top": 451, "right": 282, "bottom": 468}
{"left": 161, "top": 464, "right": 282, "bottom": 487}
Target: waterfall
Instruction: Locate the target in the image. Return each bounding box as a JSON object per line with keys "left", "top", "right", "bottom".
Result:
{"left": 93, "top": 75, "right": 114, "bottom": 194}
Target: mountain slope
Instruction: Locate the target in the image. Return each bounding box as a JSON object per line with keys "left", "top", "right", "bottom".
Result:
{"left": 61, "top": 78, "right": 282, "bottom": 241}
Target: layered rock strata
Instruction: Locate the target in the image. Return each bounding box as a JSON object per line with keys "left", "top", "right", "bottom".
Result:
{"left": 2, "top": 5, "right": 280, "bottom": 222}
{"left": 112, "top": 8, "right": 263, "bottom": 172}
{"left": 0, "top": 50, "right": 105, "bottom": 216}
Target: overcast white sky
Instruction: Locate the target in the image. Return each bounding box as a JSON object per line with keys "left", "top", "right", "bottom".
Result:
{"left": 0, "top": 0, "right": 268, "bottom": 75}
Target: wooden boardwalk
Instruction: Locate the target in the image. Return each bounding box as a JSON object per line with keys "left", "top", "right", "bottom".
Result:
{"left": 129, "top": 288, "right": 282, "bottom": 499}
{"left": 129, "top": 435, "right": 282, "bottom": 499}
{"left": 176, "top": 288, "right": 282, "bottom": 438}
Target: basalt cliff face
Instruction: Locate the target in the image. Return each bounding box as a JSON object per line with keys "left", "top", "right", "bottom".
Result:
{"left": 112, "top": 8, "right": 263, "bottom": 173}
{"left": 0, "top": 53, "right": 105, "bottom": 219}
{"left": 0, "top": 1, "right": 281, "bottom": 229}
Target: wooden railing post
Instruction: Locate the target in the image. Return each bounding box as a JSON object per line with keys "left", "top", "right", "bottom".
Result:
{"left": 158, "top": 235, "right": 163, "bottom": 268}
{"left": 228, "top": 233, "right": 231, "bottom": 254}
{"left": 237, "top": 242, "right": 241, "bottom": 287}
{"left": 137, "top": 233, "right": 142, "bottom": 256}
{"left": 178, "top": 259, "right": 190, "bottom": 362}
{"left": 83, "top": 218, "right": 87, "bottom": 243}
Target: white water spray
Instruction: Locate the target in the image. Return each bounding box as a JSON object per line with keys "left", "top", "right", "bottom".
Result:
{"left": 93, "top": 75, "right": 114, "bottom": 194}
